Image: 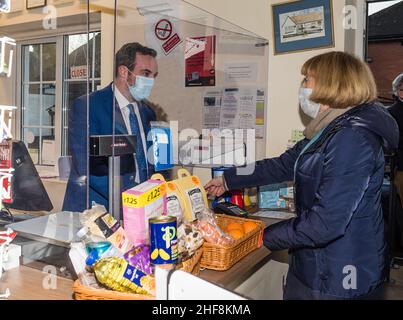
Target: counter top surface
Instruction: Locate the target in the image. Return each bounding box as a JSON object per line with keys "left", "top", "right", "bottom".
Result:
{"left": 199, "top": 246, "right": 272, "bottom": 291}
{"left": 0, "top": 266, "right": 74, "bottom": 300}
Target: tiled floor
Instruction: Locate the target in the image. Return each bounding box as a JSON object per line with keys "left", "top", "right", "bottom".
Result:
{"left": 385, "top": 265, "right": 403, "bottom": 300}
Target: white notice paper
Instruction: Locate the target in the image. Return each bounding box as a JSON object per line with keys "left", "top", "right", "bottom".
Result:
{"left": 220, "top": 88, "right": 240, "bottom": 129}
{"left": 238, "top": 88, "right": 257, "bottom": 129}
{"left": 224, "top": 62, "right": 258, "bottom": 84}
{"left": 203, "top": 90, "right": 222, "bottom": 128}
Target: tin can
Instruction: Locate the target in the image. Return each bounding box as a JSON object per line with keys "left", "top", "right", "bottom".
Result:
{"left": 149, "top": 216, "right": 178, "bottom": 265}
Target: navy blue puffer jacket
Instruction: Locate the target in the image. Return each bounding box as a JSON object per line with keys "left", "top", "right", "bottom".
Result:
{"left": 224, "top": 103, "right": 399, "bottom": 299}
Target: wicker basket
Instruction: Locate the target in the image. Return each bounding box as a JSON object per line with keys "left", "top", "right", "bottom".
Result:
{"left": 73, "top": 247, "right": 203, "bottom": 300}
{"left": 176, "top": 246, "right": 203, "bottom": 276}
{"left": 200, "top": 215, "right": 265, "bottom": 271}
{"left": 73, "top": 280, "right": 156, "bottom": 300}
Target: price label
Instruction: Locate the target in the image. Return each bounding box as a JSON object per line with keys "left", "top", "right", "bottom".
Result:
{"left": 122, "top": 185, "right": 166, "bottom": 208}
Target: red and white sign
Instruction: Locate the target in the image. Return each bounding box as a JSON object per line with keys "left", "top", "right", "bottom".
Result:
{"left": 155, "top": 19, "right": 172, "bottom": 41}
{"left": 162, "top": 33, "right": 181, "bottom": 54}
{"left": 153, "top": 18, "right": 182, "bottom": 55}
{"left": 70, "top": 65, "right": 88, "bottom": 79}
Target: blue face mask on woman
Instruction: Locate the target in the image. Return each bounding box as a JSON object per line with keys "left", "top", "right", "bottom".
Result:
{"left": 126, "top": 68, "right": 155, "bottom": 101}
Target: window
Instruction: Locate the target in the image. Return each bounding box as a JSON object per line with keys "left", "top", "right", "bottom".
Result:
{"left": 20, "top": 32, "right": 101, "bottom": 169}
{"left": 62, "top": 32, "right": 101, "bottom": 156}
{"left": 21, "top": 42, "right": 56, "bottom": 166}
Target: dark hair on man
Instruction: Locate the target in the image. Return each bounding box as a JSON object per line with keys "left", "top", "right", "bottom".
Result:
{"left": 115, "top": 42, "right": 157, "bottom": 77}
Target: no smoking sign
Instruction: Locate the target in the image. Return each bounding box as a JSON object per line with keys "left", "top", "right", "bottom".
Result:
{"left": 155, "top": 19, "right": 172, "bottom": 41}
{"left": 154, "top": 18, "right": 182, "bottom": 55}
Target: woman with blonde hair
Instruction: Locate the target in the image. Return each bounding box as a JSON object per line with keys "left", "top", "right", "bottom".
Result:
{"left": 205, "top": 51, "right": 399, "bottom": 300}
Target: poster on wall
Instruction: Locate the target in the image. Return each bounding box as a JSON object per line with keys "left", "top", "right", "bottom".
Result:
{"left": 0, "top": 0, "right": 10, "bottom": 12}
{"left": 185, "top": 35, "right": 216, "bottom": 87}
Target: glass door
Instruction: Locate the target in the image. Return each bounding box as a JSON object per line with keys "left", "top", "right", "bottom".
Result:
{"left": 21, "top": 40, "right": 57, "bottom": 166}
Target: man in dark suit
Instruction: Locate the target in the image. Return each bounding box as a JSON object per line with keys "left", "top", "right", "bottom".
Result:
{"left": 62, "top": 42, "right": 158, "bottom": 212}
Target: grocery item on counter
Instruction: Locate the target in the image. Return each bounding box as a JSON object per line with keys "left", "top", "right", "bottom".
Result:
{"left": 85, "top": 243, "right": 124, "bottom": 269}
{"left": 258, "top": 183, "right": 293, "bottom": 210}
{"left": 80, "top": 204, "right": 108, "bottom": 238}
{"left": 122, "top": 179, "right": 167, "bottom": 246}
{"left": 80, "top": 204, "right": 133, "bottom": 254}
{"left": 243, "top": 190, "right": 252, "bottom": 207}
{"left": 69, "top": 242, "right": 101, "bottom": 288}
{"left": 124, "top": 245, "right": 153, "bottom": 275}
{"left": 226, "top": 222, "right": 244, "bottom": 232}
{"left": 230, "top": 190, "right": 245, "bottom": 209}
{"left": 149, "top": 216, "right": 178, "bottom": 266}
{"left": 93, "top": 257, "right": 155, "bottom": 296}
{"left": 76, "top": 226, "right": 112, "bottom": 254}
{"left": 223, "top": 220, "right": 258, "bottom": 241}
{"left": 177, "top": 222, "right": 204, "bottom": 261}
{"left": 174, "top": 169, "right": 208, "bottom": 222}
{"left": 93, "top": 212, "right": 133, "bottom": 254}
{"left": 242, "top": 221, "right": 258, "bottom": 234}
{"left": 151, "top": 173, "right": 185, "bottom": 226}
{"left": 150, "top": 122, "right": 174, "bottom": 172}
{"left": 196, "top": 209, "right": 232, "bottom": 245}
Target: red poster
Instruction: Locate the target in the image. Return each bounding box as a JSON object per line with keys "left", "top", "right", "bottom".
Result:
{"left": 185, "top": 35, "right": 216, "bottom": 87}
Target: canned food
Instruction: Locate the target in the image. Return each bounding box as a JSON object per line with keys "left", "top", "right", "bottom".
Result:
{"left": 149, "top": 216, "right": 178, "bottom": 265}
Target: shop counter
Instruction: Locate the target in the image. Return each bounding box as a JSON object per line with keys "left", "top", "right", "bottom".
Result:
{"left": 0, "top": 216, "right": 288, "bottom": 300}
{"left": 0, "top": 265, "right": 74, "bottom": 300}
{"left": 199, "top": 246, "right": 272, "bottom": 291}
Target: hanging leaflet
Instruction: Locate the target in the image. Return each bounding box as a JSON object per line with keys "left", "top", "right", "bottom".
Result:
{"left": 203, "top": 89, "right": 222, "bottom": 129}
{"left": 202, "top": 88, "right": 265, "bottom": 138}
{"left": 220, "top": 88, "right": 240, "bottom": 129}
{"left": 238, "top": 88, "right": 257, "bottom": 129}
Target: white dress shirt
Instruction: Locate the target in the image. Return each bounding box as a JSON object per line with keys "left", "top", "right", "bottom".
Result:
{"left": 114, "top": 86, "right": 148, "bottom": 183}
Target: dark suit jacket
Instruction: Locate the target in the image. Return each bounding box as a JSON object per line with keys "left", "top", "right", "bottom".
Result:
{"left": 62, "top": 83, "right": 156, "bottom": 212}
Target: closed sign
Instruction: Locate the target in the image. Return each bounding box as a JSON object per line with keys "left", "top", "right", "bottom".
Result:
{"left": 70, "top": 65, "right": 88, "bottom": 79}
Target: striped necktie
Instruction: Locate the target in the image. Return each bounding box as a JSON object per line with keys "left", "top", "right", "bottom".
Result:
{"left": 127, "top": 103, "right": 148, "bottom": 183}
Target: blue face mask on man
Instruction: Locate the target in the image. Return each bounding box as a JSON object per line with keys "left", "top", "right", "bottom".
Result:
{"left": 126, "top": 68, "right": 155, "bottom": 101}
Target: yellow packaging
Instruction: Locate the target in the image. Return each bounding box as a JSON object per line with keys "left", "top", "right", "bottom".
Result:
{"left": 93, "top": 257, "right": 155, "bottom": 296}
{"left": 151, "top": 173, "right": 185, "bottom": 225}
{"left": 173, "top": 169, "right": 208, "bottom": 222}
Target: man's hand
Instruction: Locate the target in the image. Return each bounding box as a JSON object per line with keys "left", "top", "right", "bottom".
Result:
{"left": 204, "top": 177, "right": 226, "bottom": 197}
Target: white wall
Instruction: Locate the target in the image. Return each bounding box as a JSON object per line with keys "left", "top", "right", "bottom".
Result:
{"left": 1, "top": 0, "right": 366, "bottom": 161}
{"left": 186, "top": 0, "right": 349, "bottom": 158}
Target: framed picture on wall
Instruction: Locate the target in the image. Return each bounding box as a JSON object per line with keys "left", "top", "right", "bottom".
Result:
{"left": 0, "top": 0, "right": 11, "bottom": 13}
{"left": 272, "top": 0, "right": 334, "bottom": 55}
{"left": 26, "top": 0, "right": 46, "bottom": 9}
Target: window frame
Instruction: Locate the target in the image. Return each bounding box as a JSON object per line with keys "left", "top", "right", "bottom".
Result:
{"left": 62, "top": 31, "right": 101, "bottom": 156}
{"left": 16, "top": 30, "right": 101, "bottom": 174}
{"left": 17, "top": 36, "right": 62, "bottom": 173}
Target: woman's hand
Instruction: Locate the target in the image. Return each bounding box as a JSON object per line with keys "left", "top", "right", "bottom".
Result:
{"left": 204, "top": 177, "right": 226, "bottom": 197}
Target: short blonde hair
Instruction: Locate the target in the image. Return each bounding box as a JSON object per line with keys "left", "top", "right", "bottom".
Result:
{"left": 301, "top": 51, "right": 377, "bottom": 109}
